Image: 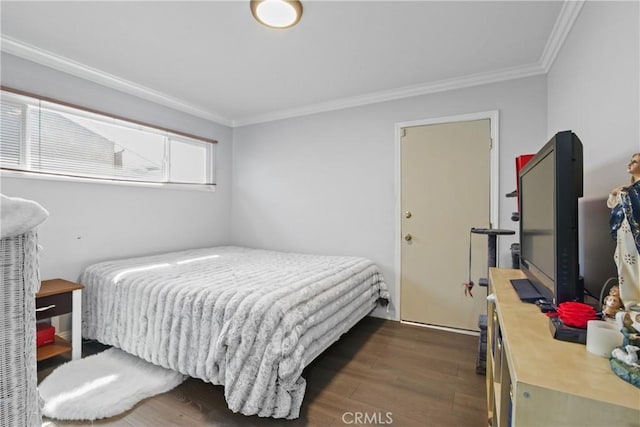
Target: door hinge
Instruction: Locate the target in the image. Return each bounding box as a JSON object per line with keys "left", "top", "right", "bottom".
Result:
{"left": 401, "top": 128, "right": 406, "bottom": 138}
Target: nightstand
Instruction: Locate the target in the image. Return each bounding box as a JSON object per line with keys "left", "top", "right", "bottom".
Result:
{"left": 36, "top": 279, "right": 84, "bottom": 361}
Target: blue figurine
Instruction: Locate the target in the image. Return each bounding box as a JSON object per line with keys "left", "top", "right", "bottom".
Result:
{"left": 617, "top": 311, "right": 640, "bottom": 347}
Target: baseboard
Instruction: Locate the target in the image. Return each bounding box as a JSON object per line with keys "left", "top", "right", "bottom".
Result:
{"left": 57, "top": 330, "right": 71, "bottom": 341}
{"left": 400, "top": 320, "right": 480, "bottom": 336}
{"left": 369, "top": 307, "right": 395, "bottom": 320}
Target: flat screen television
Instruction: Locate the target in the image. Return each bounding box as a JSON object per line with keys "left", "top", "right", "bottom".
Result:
{"left": 518, "top": 130, "right": 584, "bottom": 305}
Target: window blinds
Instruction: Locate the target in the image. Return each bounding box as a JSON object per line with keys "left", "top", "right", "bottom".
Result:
{"left": 0, "top": 90, "right": 215, "bottom": 185}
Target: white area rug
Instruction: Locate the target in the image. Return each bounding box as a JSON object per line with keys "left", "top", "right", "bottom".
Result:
{"left": 38, "top": 347, "right": 187, "bottom": 420}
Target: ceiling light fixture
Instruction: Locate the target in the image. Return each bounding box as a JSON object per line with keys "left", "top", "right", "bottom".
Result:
{"left": 250, "top": 0, "right": 303, "bottom": 29}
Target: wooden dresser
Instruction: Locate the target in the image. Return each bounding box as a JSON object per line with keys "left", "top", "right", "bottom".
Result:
{"left": 486, "top": 268, "right": 640, "bottom": 426}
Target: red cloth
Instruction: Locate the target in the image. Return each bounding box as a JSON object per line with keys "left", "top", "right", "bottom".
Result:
{"left": 554, "top": 302, "right": 598, "bottom": 328}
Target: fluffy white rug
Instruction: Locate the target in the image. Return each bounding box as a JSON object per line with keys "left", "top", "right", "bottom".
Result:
{"left": 38, "top": 347, "right": 186, "bottom": 420}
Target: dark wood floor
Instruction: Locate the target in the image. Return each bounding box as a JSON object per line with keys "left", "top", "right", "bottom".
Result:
{"left": 39, "top": 318, "right": 486, "bottom": 427}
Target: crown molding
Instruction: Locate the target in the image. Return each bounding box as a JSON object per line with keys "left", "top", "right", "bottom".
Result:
{"left": 1, "top": 0, "right": 582, "bottom": 129}
{"left": 233, "top": 62, "right": 545, "bottom": 127}
{"left": 540, "top": 0, "right": 585, "bottom": 73}
{"left": 235, "top": 0, "right": 584, "bottom": 127}
{"left": 0, "top": 36, "right": 233, "bottom": 127}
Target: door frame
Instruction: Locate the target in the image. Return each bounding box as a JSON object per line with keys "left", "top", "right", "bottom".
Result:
{"left": 393, "top": 110, "right": 500, "bottom": 321}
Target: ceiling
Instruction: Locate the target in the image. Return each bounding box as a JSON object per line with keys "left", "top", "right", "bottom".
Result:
{"left": 0, "top": 1, "right": 579, "bottom": 127}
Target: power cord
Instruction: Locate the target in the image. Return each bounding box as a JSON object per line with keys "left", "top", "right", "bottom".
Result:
{"left": 583, "top": 287, "right": 598, "bottom": 300}
{"left": 599, "top": 277, "right": 619, "bottom": 305}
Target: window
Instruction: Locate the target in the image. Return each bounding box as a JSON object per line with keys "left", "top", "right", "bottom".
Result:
{"left": 0, "top": 89, "right": 216, "bottom": 187}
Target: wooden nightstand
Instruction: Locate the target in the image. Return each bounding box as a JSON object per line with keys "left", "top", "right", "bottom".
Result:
{"left": 36, "top": 279, "right": 84, "bottom": 361}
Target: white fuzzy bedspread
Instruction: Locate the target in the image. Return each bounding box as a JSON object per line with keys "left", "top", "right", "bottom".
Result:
{"left": 80, "top": 246, "right": 388, "bottom": 419}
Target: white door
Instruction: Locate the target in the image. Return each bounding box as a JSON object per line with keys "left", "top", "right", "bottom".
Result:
{"left": 400, "top": 119, "right": 491, "bottom": 331}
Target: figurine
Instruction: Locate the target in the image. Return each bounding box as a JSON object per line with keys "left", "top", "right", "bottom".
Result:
{"left": 608, "top": 153, "right": 640, "bottom": 309}
{"left": 617, "top": 311, "right": 640, "bottom": 347}
{"left": 602, "top": 293, "right": 623, "bottom": 319}
{"left": 609, "top": 307, "right": 640, "bottom": 387}
{"left": 611, "top": 345, "right": 640, "bottom": 367}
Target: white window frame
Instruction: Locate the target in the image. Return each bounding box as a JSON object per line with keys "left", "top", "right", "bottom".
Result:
{"left": 0, "top": 88, "right": 217, "bottom": 192}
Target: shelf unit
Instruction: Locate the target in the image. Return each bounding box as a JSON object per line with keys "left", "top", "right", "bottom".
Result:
{"left": 36, "top": 279, "right": 84, "bottom": 361}
{"left": 36, "top": 336, "right": 71, "bottom": 362}
{"left": 487, "top": 268, "right": 640, "bottom": 426}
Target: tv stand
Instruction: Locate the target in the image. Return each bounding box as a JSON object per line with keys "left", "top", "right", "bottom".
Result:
{"left": 487, "top": 268, "right": 639, "bottom": 426}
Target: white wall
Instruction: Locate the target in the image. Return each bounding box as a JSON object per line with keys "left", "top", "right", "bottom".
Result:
{"left": 548, "top": 1, "right": 639, "bottom": 197}
{"left": 232, "top": 76, "right": 547, "bottom": 320}
{"left": 546, "top": 1, "right": 639, "bottom": 296}
{"left": 0, "top": 53, "right": 233, "bottom": 282}
{"left": 6, "top": 1, "right": 634, "bottom": 325}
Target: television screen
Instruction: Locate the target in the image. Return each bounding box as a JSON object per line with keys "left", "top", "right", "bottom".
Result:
{"left": 518, "top": 131, "right": 583, "bottom": 305}
{"left": 520, "top": 150, "right": 555, "bottom": 289}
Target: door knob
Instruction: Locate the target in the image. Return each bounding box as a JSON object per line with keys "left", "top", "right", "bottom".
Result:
{"left": 404, "top": 234, "right": 412, "bottom": 242}
{"left": 404, "top": 211, "right": 412, "bottom": 219}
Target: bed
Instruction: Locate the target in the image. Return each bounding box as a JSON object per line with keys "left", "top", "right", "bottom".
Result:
{"left": 80, "top": 246, "right": 389, "bottom": 419}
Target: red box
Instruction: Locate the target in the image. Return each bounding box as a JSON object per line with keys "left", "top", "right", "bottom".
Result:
{"left": 515, "top": 154, "right": 535, "bottom": 211}
{"left": 36, "top": 323, "right": 55, "bottom": 347}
